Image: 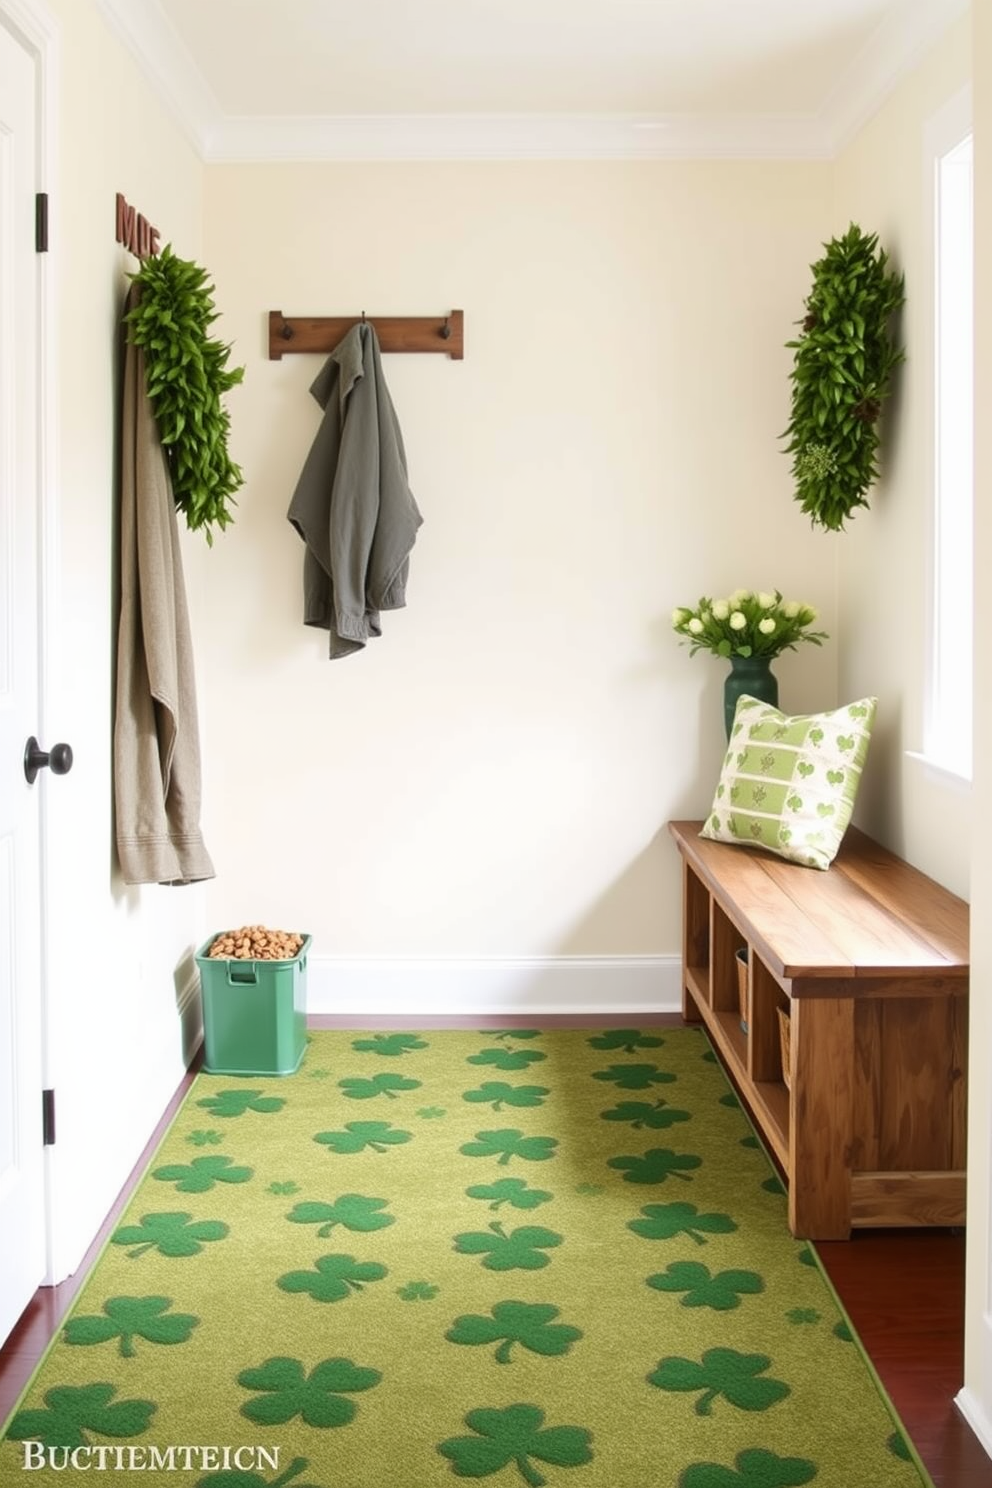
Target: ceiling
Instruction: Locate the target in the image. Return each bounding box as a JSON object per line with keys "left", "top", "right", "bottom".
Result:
{"left": 95, "top": 0, "right": 968, "bottom": 160}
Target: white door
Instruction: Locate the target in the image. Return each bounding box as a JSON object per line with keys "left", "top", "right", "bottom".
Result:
{"left": 0, "top": 14, "right": 46, "bottom": 1344}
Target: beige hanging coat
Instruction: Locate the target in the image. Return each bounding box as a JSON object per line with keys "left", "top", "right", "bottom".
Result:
{"left": 113, "top": 285, "right": 215, "bottom": 885}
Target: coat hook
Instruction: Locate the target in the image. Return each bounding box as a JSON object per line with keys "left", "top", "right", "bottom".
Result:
{"left": 440, "top": 315, "right": 452, "bottom": 340}
{"left": 280, "top": 320, "right": 294, "bottom": 341}
{"left": 361, "top": 310, "right": 366, "bottom": 323}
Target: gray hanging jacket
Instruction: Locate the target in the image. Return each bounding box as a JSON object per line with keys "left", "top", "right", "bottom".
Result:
{"left": 114, "top": 285, "right": 215, "bottom": 886}
{"left": 287, "top": 321, "right": 423, "bottom": 658}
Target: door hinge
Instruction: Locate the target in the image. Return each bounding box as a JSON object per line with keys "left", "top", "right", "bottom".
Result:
{"left": 36, "top": 192, "right": 49, "bottom": 253}
{"left": 42, "top": 1088, "right": 56, "bottom": 1146}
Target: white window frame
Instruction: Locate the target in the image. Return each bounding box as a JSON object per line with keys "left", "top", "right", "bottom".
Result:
{"left": 919, "top": 87, "right": 973, "bottom": 784}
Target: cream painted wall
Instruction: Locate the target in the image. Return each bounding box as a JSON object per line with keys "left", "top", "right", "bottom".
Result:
{"left": 201, "top": 159, "right": 836, "bottom": 995}
{"left": 39, "top": 0, "right": 206, "bottom": 1278}
{"left": 829, "top": 7, "right": 989, "bottom": 1456}
{"left": 831, "top": 13, "right": 971, "bottom": 898}
{"left": 963, "top": 0, "right": 992, "bottom": 1455}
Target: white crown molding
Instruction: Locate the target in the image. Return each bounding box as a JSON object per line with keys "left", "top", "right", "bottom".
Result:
{"left": 819, "top": 0, "right": 972, "bottom": 154}
{"left": 203, "top": 111, "right": 830, "bottom": 163}
{"left": 0, "top": 0, "right": 57, "bottom": 50}
{"left": 92, "top": 0, "right": 969, "bottom": 163}
{"left": 91, "top": 0, "right": 217, "bottom": 154}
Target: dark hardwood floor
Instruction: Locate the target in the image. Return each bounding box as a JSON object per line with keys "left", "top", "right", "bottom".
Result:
{"left": 1, "top": 1016, "right": 989, "bottom": 1486}
{"left": 816, "top": 1229, "right": 990, "bottom": 1487}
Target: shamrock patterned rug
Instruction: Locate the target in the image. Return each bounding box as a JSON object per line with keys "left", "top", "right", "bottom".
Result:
{"left": 0, "top": 1028, "right": 933, "bottom": 1488}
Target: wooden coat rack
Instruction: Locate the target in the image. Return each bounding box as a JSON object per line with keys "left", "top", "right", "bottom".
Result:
{"left": 268, "top": 309, "right": 464, "bottom": 361}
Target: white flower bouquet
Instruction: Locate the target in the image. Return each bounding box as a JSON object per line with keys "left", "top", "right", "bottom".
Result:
{"left": 672, "top": 589, "right": 828, "bottom": 660}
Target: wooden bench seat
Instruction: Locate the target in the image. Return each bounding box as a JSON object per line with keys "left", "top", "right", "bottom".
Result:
{"left": 668, "top": 820, "right": 969, "bottom": 1239}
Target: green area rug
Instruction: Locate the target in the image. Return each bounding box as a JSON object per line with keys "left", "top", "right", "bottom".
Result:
{"left": 1, "top": 1028, "right": 933, "bottom": 1488}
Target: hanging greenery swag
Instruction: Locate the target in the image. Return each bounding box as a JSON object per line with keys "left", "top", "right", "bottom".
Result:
{"left": 125, "top": 245, "right": 245, "bottom": 544}
{"left": 783, "top": 223, "right": 905, "bottom": 532}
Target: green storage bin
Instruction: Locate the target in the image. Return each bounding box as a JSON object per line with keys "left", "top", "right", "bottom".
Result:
{"left": 195, "top": 934, "right": 310, "bottom": 1076}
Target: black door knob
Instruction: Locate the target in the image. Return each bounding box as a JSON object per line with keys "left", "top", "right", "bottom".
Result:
{"left": 24, "top": 736, "right": 74, "bottom": 785}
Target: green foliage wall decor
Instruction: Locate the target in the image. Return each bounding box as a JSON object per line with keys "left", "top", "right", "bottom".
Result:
{"left": 783, "top": 224, "right": 905, "bottom": 531}
{"left": 126, "top": 246, "right": 245, "bottom": 544}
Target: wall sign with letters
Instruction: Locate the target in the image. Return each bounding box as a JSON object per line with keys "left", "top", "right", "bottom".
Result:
{"left": 115, "top": 192, "right": 160, "bottom": 259}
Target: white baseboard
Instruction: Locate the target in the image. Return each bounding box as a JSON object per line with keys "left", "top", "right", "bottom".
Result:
{"left": 176, "top": 968, "right": 203, "bottom": 1067}
{"left": 305, "top": 954, "right": 681, "bottom": 1017}
{"left": 955, "top": 1386, "right": 992, "bottom": 1463}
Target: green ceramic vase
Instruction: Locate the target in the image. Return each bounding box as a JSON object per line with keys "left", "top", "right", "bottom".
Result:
{"left": 724, "top": 654, "right": 778, "bottom": 738}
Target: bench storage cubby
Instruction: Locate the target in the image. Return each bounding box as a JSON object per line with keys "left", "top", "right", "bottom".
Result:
{"left": 669, "top": 820, "right": 969, "bottom": 1239}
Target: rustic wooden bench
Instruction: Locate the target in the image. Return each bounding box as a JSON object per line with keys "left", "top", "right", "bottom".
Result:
{"left": 668, "top": 819, "right": 969, "bottom": 1239}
